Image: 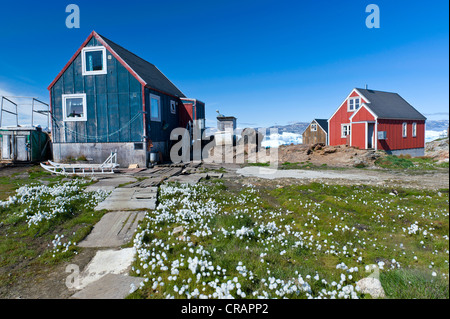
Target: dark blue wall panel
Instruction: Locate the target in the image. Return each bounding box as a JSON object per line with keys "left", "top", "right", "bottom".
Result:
{"left": 51, "top": 40, "right": 142, "bottom": 143}
{"left": 145, "top": 88, "right": 181, "bottom": 144}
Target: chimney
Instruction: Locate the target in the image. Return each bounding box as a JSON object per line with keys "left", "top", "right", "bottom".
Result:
{"left": 365, "top": 84, "right": 368, "bottom": 89}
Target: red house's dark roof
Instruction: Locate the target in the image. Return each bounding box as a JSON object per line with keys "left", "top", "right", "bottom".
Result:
{"left": 357, "top": 88, "right": 426, "bottom": 121}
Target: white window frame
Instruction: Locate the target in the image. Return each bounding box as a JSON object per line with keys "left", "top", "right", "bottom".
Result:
{"left": 81, "top": 46, "right": 108, "bottom": 76}
{"left": 341, "top": 124, "right": 351, "bottom": 138}
{"left": 347, "top": 97, "right": 360, "bottom": 112}
{"left": 412, "top": 122, "right": 417, "bottom": 137}
{"left": 170, "top": 100, "right": 177, "bottom": 114}
{"left": 402, "top": 122, "right": 408, "bottom": 138}
{"left": 150, "top": 94, "right": 161, "bottom": 122}
{"left": 62, "top": 94, "right": 87, "bottom": 122}
{"left": 310, "top": 123, "right": 317, "bottom": 132}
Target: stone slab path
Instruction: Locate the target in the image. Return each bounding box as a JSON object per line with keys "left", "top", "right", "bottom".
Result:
{"left": 84, "top": 176, "right": 137, "bottom": 192}
{"left": 236, "top": 166, "right": 380, "bottom": 181}
{"left": 69, "top": 165, "right": 217, "bottom": 299}
{"left": 71, "top": 273, "right": 145, "bottom": 299}
{"left": 94, "top": 187, "right": 157, "bottom": 211}
{"left": 79, "top": 211, "right": 146, "bottom": 248}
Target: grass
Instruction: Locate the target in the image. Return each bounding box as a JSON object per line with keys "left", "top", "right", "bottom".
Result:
{"left": 380, "top": 269, "right": 449, "bottom": 299}
{"left": 246, "top": 162, "right": 270, "bottom": 167}
{"left": 0, "top": 166, "right": 107, "bottom": 293}
{"left": 375, "top": 155, "right": 448, "bottom": 170}
{"left": 278, "top": 161, "right": 349, "bottom": 171}
{"left": 128, "top": 179, "right": 449, "bottom": 299}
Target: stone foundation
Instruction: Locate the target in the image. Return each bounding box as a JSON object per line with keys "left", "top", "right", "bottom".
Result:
{"left": 52, "top": 142, "right": 147, "bottom": 168}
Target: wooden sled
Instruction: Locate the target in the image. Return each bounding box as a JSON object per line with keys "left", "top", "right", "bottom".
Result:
{"left": 40, "top": 152, "right": 119, "bottom": 175}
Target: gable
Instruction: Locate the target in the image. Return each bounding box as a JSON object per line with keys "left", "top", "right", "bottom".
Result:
{"left": 314, "top": 119, "right": 328, "bottom": 134}
{"left": 349, "top": 104, "right": 376, "bottom": 122}
{"left": 328, "top": 88, "right": 368, "bottom": 122}
{"left": 48, "top": 31, "right": 185, "bottom": 98}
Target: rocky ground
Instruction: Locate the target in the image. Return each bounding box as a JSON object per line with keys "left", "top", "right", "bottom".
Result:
{"left": 277, "top": 143, "right": 382, "bottom": 168}
{"left": 425, "top": 137, "right": 449, "bottom": 163}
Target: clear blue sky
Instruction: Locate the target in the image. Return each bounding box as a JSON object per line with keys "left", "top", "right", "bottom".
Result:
{"left": 0, "top": 0, "right": 448, "bottom": 128}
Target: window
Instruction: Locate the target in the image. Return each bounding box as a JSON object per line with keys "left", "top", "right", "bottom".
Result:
{"left": 134, "top": 143, "right": 144, "bottom": 150}
{"left": 348, "top": 98, "right": 360, "bottom": 111}
{"left": 378, "top": 131, "right": 387, "bottom": 140}
{"left": 150, "top": 94, "right": 161, "bottom": 122}
{"left": 341, "top": 124, "right": 351, "bottom": 138}
{"left": 170, "top": 100, "right": 177, "bottom": 114}
{"left": 402, "top": 122, "right": 408, "bottom": 137}
{"left": 82, "top": 46, "right": 107, "bottom": 75}
{"left": 311, "top": 123, "right": 317, "bottom": 132}
{"left": 412, "top": 122, "right": 417, "bottom": 137}
{"left": 62, "top": 94, "right": 87, "bottom": 122}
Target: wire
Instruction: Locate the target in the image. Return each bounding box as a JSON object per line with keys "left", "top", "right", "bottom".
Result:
{"left": 51, "top": 112, "right": 143, "bottom": 140}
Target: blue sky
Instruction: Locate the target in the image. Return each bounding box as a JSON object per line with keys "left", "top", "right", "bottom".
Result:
{"left": 0, "top": 0, "right": 448, "bottom": 128}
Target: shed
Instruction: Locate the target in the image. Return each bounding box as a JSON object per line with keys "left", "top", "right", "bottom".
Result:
{"left": 302, "top": 119, "right": 328, "bottom": 145}
{"left": 215, "top": 116, "right": 237, "bottom": 146}
{"left": 1, "top": 126, "right": 51, "bottom": 163}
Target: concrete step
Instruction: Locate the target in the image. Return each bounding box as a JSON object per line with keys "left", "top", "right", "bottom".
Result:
{"left": 71, "top": 273, "right": 145, "bottom": 299}
{"left": 94, "top": 188, "right": 157, "bottom": 211}
{"left": 79, "top": 211, "right": 146, "bottom": 248}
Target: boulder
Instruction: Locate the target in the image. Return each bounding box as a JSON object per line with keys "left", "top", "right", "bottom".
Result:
{"left": 173, "top": 226, "right": 184, "bottom": 235}
{"left": 356, "top": 277, "right": 386, "bottom": 298}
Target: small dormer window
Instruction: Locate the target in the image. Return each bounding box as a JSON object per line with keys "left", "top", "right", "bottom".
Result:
{"left": 82, "top": 46, "right": 107, "bottom": 75}
{"left": 348, "top": 97, "right": 360, "bottom": 111}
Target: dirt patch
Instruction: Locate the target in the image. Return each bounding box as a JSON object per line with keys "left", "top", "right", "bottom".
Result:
{"left": 0, "top": 248, "right": 97, "bottom": 299}
{"left": 278, "top": 143, "right": 382, "bottom": 168}
{"left": 0, "top": 165, "right": 33, "bottom": 177}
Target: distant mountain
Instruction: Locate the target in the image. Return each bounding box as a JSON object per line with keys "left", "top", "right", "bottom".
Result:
{"left": 268, "top": 122, "right": 310, "bottom": 135}
{"left": 426, "top": 120, "right": 449, "bottom": 132}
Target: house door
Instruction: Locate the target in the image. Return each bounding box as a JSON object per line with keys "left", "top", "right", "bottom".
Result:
{"left": 2, "top": 135, "right": 12, "bottom": 160}
{"left": 367, "top": 123, "right": 374, "bottom": 149}
{"left": 16, "top": 136, "right": 29, "bottom": 161}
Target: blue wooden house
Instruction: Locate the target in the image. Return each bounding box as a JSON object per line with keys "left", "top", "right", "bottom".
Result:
{"left": 48, "top": 31, "right": 204, "bottom": 167}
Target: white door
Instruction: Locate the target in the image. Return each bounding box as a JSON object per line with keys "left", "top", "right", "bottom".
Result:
{"left": 16, "top": 136, "right": 28, "bottom": 161}
{"left": 2, "top": 135, "right": 11, "bottom": 160}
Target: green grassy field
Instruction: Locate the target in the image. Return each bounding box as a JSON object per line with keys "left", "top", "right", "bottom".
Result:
{"left": 375, "top": 155, "right": 449, "bottom": 170}
{"left": 128, "top": 179, "right": 449, "bottom": 299}
{"left": 0, "top": 165, "right": 448, "bottom": 299}
{"left": 0, "top": 168, "right": 108, "bottom": 292}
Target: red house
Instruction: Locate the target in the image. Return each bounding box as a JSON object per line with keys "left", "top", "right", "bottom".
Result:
{"left": 328, "top": 88, "right": 426, "bottom": 156}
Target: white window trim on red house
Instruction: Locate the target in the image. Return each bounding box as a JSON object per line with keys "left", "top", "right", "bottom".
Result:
{"left": 348, "top": 103, "right": 379, "bottom": 151}
{"left": 402, "top": 122, "right": 408, "bottom": 138}
{"left": 341, "top": 124, "right": 351, "bottom": 138}
{"left": 347, "top": 97, "right": 361, "bottom": 112}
